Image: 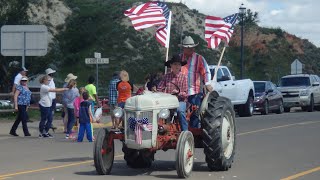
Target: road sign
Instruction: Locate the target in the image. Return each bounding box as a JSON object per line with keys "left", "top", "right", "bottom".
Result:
{"left": 85, "top": 58, "right": 109, "bottom": 64}
{"left": 1, "top": 25, "right": 48, "bottom": 56}
{"left": 291, "top": 59, "right": 302, "bottom": 74}
{"left": 94, "top": 52, "right": 101, "bottom": 59}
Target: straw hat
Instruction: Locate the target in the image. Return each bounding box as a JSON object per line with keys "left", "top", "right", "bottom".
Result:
{"left": 179, "top": 36, "right": 199, "bottom": 48}
{"left": 64, "top": 73, "right": 77, "bottom": 82}
{"left": 45, "top": 68, "right": 56, "bottom": 75}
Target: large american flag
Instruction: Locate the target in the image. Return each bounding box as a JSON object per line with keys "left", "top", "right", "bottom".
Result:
{"left": 124, "top": 2, "right": 166, "bottom": 30}
{"left": 205, "top": 13, "right": 239, "bottom": 49}
{"left": 124, "top": 1, "right": 171, "bottom": 47}
{"left": 155, "top": 2, "right": 171, "bottom": 47}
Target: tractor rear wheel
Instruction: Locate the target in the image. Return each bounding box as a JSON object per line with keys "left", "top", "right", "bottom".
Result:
{"left": 122, "top": 144, "right": 154, "bottom": 168}
{"left": 94, "top": 128, "right": 114, "bottom": 175}
{"left": 202, "top": 91, "right": 236, "bottom": 171}
{"left": 176, "top": 131, "right": 194, "bottom": 178}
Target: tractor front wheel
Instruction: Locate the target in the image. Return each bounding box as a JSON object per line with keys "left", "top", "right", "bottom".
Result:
{"left": 122, "top": 144, "right": 154, "bottom": 168}
{"left": 94, "top": 128, "right": 114, "bottom": 175}
{"left": 202, "top": 92, "right": 236, "bottom": 171}
{"left": 175, "top": 131, "right": 195, "bottom": 178}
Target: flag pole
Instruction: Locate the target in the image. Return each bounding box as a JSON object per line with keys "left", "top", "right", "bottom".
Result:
{"left": 164, "top": 11, "right": 172, "bottom": 74}
{"left": 212, "top": 46, "right": 226, "bottom": 83}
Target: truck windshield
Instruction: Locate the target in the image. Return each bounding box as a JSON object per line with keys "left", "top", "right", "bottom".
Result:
{"left": 280, "top": 77, "right": 310, "bottom": 87}
{"left": 254, "top": 82, "right": 265, "bottom": 92}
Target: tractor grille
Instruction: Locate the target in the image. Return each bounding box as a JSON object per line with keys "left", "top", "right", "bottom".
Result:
{"left": 125, "top": 111, "right": 153, "bottom": 141}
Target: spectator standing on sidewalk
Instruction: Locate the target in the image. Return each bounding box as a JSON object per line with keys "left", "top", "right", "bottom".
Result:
{"left": 64, "top": 79, "right": 79, "bottom": 139}
{"left": 62, "top": 73, "right": 78, "bottom": 133}
{"left": 85, "top": 76, "right": 101, "bottom": 114}
{"left": 38, "top": 75, "right": 68, "bottom": 138}
{"left": 11, "top": 67, "right": 32, "bottom": 123}
{"left": 108, "top": 72, "right": 120, "bottom": 129}
{"left": 45, "top": 68, "right": 58, "bottom": 131}
{"left": 9, "top": 76, "right": 32, "bottom": 137}
{"left": 11, "top": 67, "right": 28, "bottom": 95}
{"left": 77, "top": 92, "right": 94, "bottom": 142}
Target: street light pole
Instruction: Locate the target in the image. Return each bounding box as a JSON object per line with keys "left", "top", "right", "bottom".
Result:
{"left": 239, "top": 3, "right": 246, "bottom": 79}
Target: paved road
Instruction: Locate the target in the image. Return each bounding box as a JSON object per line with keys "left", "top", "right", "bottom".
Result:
{"left": 1, "top": 110, "right": 320, "bottom": 180}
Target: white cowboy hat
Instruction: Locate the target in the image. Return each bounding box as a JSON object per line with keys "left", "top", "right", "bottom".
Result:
{"left": 64, "top": 73, "right": 77, "bottom": 82}
{"left": 45, "top": 68, "right": 56, "bottom": 75}
{"left": 180, "top": 36, "right": 199, "bottom": 48}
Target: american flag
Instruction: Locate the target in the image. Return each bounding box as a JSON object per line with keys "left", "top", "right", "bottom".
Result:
{"left": 129, "top": 117, "right": 152, "bottom": 144}
{"left": 124, "top": 2, "right": 166, "bottom": 30}
{"left": 124, "top": 1, "right": 171, "bottom": 47}
{"left": 205, "top": 13, "right": 239, "bottom": 49}
{"left": 155, "top": 2, "right": 171, "bottom": 47}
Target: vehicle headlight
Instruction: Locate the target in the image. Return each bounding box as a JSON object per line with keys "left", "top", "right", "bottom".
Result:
{"left": 300, "top": 90, "right": 309, "bottom": 96}
{"left": 158, "top": 109, "right": 170, "bottom": 119}
{"left": 113, "top": 107, "right": 124, "bottom": 118}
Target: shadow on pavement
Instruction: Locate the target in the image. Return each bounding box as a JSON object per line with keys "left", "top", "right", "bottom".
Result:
{"left": 74, "top": 160, "right": 210, "bottom": 178}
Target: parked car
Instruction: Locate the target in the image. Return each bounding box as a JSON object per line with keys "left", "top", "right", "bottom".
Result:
{"left": 0, "top": 100, "right": 14, "bottom": 108}
{"left": 277, "top": 74, "right": 320, "bottom": 112}
{"left": 253, "top": 81, "right": 284, "bottom": 115}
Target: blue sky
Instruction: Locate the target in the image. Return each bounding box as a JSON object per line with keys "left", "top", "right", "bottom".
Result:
{"left": 168, "top": 0, "right": 320, "bottom": 47}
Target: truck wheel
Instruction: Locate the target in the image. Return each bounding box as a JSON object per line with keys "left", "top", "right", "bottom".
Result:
{"left": 176, "top": 131, "right": 194, "bottom": 178}
{"left": 202, "top": 92, "right": 236, "bottom": 171}
{"left": 122, "top": 144, "right": 154, "bottom": 168}
{"left": 94, "top": 128, "right": 114, "bottom": 175}
{"left": 239, "top": 96, "right": 253, "bottom": 117}
{"left": 307, "top": 96, "right": 314, "bottom": 112}
{"left": 261, "top": 100, "right": 269, "bottom": 115}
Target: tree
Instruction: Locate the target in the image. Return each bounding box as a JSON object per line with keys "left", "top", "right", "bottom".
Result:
{"left": 244, "top": 9, "right": 259, "bottom": 26}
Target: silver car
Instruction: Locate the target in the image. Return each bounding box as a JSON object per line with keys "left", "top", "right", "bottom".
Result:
{"left": 277, "top": 74, "right": 320, "bottom": 112}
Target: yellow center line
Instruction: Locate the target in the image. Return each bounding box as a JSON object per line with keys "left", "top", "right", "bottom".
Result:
{"left": 281, "top": 166, "right": 320, "bottom": 180}
{"left": 237, "top": 121, "right": 320, "bottom": 136}
{"left": 0, "top": 155, "right": 123, "bottom": 179}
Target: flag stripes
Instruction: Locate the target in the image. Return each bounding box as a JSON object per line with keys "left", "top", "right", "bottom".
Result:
{"left": 205, "top": 13, "right": 239, "bottom": 49}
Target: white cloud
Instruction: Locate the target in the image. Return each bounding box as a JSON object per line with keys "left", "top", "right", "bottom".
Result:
{"left": 167, "top": 0, "right": 320, "bottom": 47}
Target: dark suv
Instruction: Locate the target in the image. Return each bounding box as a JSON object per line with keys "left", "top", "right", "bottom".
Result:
{"left": 277, "top": 74, "right": 320, "bottom": 112}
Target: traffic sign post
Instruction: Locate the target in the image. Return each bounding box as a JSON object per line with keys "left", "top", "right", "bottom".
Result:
{"left": 291, "top": 59, "right": 303, "bottom": 74}
{"left": 1, "top": 25, "right": 48, "bottom": 68}
{"left": 85, "top": 53, "right": 109, "bottom": 93}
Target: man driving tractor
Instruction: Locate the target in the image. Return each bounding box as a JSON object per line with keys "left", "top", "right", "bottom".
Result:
{"left": 157, "top": 54, "right": 188, "bottom": 131}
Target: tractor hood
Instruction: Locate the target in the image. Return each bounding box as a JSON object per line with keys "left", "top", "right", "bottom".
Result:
{"left": 125, "top": 92, "right": 179, "bottom": 111}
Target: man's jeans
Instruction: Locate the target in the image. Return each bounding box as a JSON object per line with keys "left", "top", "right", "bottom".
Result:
{"left": 188, "top": 93, "right": 203, "bottom": 128}
{"left": 39, "top": 104, "right": 52, "bottom": 134}
{"left": 177, "top": 102, "right": 188, "bottom": 131}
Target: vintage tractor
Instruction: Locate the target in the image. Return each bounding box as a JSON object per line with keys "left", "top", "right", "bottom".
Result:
{"left": 93, "top": 91, "right": 236, "bottom": 178}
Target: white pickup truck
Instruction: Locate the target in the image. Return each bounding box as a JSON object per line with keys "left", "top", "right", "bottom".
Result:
{"left": 208, "top": 65, "right": 255, "bottom": 117}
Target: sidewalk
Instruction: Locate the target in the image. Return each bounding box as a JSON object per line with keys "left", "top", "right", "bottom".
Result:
{"left": 0, "top": 115, "right": 112, "bottom": 139}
